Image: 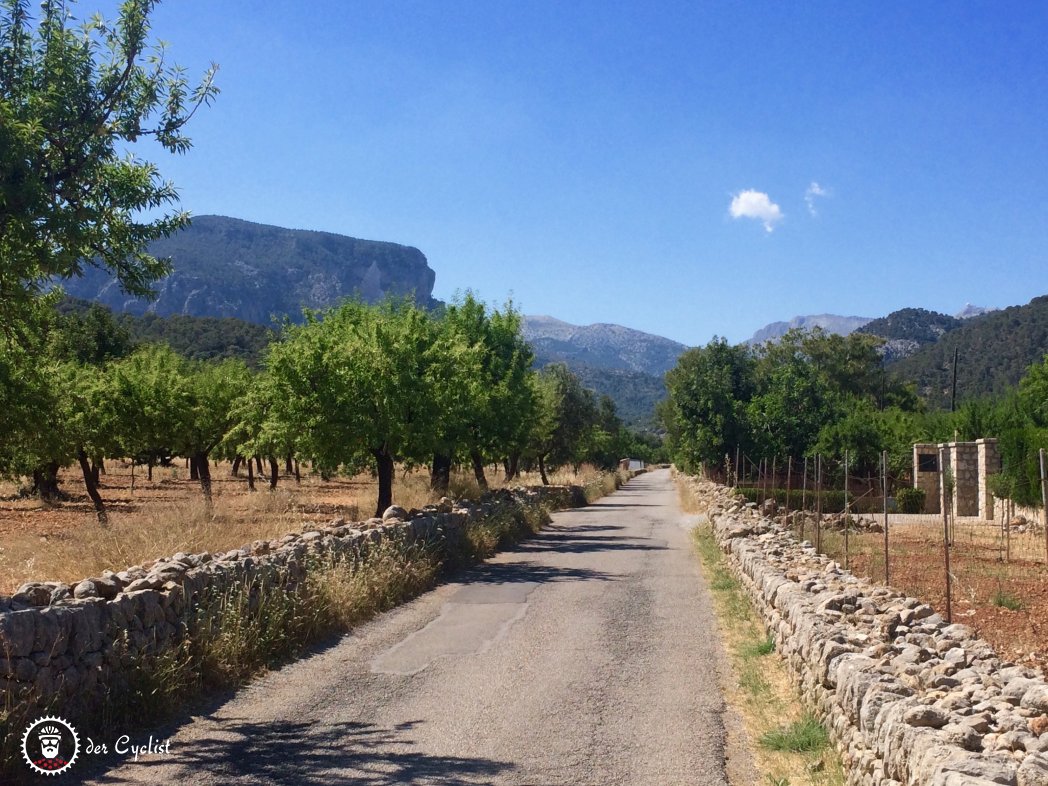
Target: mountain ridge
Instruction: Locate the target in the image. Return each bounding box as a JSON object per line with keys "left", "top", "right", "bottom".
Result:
{"left": 64, "top": 215, "right": 439, "bottom": 323}
{"left": 746, "top": 313, "right": 874, "bottom": 344}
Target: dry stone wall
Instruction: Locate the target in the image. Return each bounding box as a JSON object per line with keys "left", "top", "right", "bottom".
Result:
{"left": 0, "top": 484, "right": 585, "bottom": 729}
{"left": 681, "top": 474, "right": 1048, "bottom": 786}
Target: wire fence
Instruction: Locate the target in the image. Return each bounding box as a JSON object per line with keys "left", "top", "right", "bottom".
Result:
{"left": 718, "top": 450, "right": 1048, "bottom": 672}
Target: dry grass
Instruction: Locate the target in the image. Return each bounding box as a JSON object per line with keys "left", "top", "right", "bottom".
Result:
{"left": 0, "top": 461, "right": 611, "bottom": 592}
{"left": 682, "top": 484, "right": 844, "bottom": 786}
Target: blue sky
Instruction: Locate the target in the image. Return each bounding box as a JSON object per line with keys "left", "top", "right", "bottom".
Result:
{"left": 128, "top": 1, "right": 1048, "bottom": 345}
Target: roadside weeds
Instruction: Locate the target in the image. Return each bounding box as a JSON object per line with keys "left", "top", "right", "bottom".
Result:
{"left": 683, "top": 484, "right": 846, "bottom": 786}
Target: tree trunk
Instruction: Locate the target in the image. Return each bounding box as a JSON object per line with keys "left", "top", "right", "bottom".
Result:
{"left": 77, "top": 448, "right": 108, "bottom": 525}
{"left": 538, "top": 454, "right": 550, "bottom": 485}
{"left": 246, "top": 456, "right": 255, "bottom": 491}
{"left": 294, "top": 459, "right": 301, "bottom": 483}
{"left": 374, "top": 449, "right": 394, "bottom": 518}
{"left": 268, "top": 455, "right": 279, "bottom": 490}
{"left": 32, "top": 462, "right": 62, "bottom": 501}
{"left": 430, "top": 453, "right": 452, "bottom": 494}
{"left": 285, "top": 452, "right": 294, "bottom": 475}
{"left": 231, "top": 454, "right": 243, "bottom": 477}
{"left": 189, "top": 457, "right": 199, "bottom": 481}
{"left": 507, "top": 453, "right": 520, "bottom": 480}
{"left": 193, "top": 452, "right": 213, "bottom": 507}
{"left": 255, "top": 456, "right": 265, "bottom": 477}
{"left": 471, "top": 450, "right": 488, "bottom": 490}
{"left": 147, "top": 460, "right": 154, "bottom": 481}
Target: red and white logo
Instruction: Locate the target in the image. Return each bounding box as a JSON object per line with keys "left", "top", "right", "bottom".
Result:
{"left": 21, "top": 716, "right": 80, "bottom": 776}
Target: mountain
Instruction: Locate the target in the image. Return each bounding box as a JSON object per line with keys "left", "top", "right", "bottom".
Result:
{"left": 956, "top": 303, "right": 996, "bottom": 320}
{"left": 521, "top": 317, "right": 689, "bottom": 429}
{"left": 855, "top": 308, "right": 964, "bottom": 362}
{"left": 63, "top": 215, "right": 438, "bottom": 323}
{"left": 888, "top": 295, "right": 1048, "bottom": 407}
{"left": 522, "top": 315, "right": 688, "bottom": 377}
{"left": 746, "top": 314, "right": 873, "bottom": 345}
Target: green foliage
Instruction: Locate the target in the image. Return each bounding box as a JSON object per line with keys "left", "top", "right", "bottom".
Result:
{"left": 50, "top": 301, "right": 135, "bottom": 364}
{"left": 0, "top": 0, "right": 217, "bottom": 332}
{"left": 895, "top": 487, "right": 926, "bottom": 514}
{"left": 663, "top": 338, "right": 754, "bottom": 472}
{"left": 265, "top": 299, "right": 457, "bottom": 472}
{"left": 530, "top": 363, "right": 599, "bottom": 475}
{"left": 437, "top": 294, "right": 535, "bottom": 466}
{"left": 106, "top": 344, "right": 189, "bottom": 466}
{"left": 664, "top": 329, "right": 913, "bottom": 473}
{"left": 759, "top": 715, "right": 830, "bottom": 753}
{"left": 991, "top": 589, "right": 1023, "bottom": 611}
{"left": 568, "top": 364, "right": 667, "bottom": 428}
{"left": 856, "top": 307, "right": 962, "bottom": 346}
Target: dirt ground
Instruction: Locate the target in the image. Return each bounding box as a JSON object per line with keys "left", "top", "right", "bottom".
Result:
{"left": 809, "top": 515, "right": 1048, "bottom": 677}
{"left": 0, "top": 458, "right": 539, "bottom": 594}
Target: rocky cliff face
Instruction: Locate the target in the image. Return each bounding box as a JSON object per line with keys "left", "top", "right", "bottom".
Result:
{"left": 64, "top": 215, "right": 438, "bottom": 323}
{"left": 747, "top": 314, "right": 874, "bottom": 345}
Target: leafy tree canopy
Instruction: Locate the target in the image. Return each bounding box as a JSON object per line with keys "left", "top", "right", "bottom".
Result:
{"left": 0, "top": 0, "right": 217, "bottom": 332}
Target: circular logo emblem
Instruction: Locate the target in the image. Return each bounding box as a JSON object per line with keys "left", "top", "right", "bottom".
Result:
{"left": 21, "top": 716, "right": 79, "bottom": 776}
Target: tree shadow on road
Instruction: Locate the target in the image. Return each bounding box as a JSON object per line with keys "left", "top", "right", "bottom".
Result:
{"left": 515, "top": 530, "right": 668, "bottom": 555}
{"left": 86, "top": 716, "right": 517, "bottom": 785}
{"left": 458, "top": 557, "right": 617, "bottom": 585}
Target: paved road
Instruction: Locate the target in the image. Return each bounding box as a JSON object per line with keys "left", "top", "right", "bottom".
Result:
{"left": 87, "top": 469, "right": 732, "bottom": 785}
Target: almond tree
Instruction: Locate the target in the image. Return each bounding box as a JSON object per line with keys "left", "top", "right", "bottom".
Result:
{"left": 0, "top": 0, "right": 218, "bottom": 334}
{"left": 432, "top": 294, "right": 534, "bottom": 492}
{"left": 266, "top": 299, "right": 469, "bottom": 517}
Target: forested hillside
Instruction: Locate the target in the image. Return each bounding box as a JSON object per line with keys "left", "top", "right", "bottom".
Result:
{"left": 889, "top": 295, "right": 1048, "bottom": 407}
{"left": 58, "top": 298, "right": 274, "bottom": 365}
{"left": 856, "top": 308, "right": 964, "bottom": 361}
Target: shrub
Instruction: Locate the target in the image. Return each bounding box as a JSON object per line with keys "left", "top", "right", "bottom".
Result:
{"left": 896, "top": 487, "right": 926, "bottom": 514}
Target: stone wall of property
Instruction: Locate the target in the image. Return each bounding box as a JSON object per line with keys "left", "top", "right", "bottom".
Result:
{"left": 913, "top": 443, "right": 941, "bottom": 515}
{"left": 0, "top": 483, "right": 589, "bottom": 730}
{"left": 681, "top": 474, "right": 1048, "bottom": 786}
{"left": 977, "top": 440, "right": 1002, "bottom": 521}
{"left": 949, "top": 442, "right": 980, "bottom": 518}
{"left": 913, "top": 439, "right": 1002, "bottom": 520}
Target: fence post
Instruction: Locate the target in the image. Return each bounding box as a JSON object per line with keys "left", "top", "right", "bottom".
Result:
{"left": 771, "top": 456, "right": 778, "bottom": 514}
{"left": 816, "top": 454, "right": 823, "bottom": 554}
{"left": 785, "top": 456, "right": 793, "bottom": 528}
{"left": 939, "top": 446, "right": 952, "bottom": 623}
{"left": 734, "top": 445, "right": 740, "bottom": 488}
{"left": 844, "top": 450, "right": 850, "bottom": 571}
{"left": 801, "top": 456, "right": 808, "bottom": 541}
{"left": 1041, "top": 448, "right": 1048, "bottom": 564}
{"left": 882, "top": 449, "right": 889, "bottom": 585}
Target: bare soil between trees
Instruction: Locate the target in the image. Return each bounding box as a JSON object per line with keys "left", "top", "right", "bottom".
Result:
{"left": 810, "top": 516, "right": 1048, "bottom": 677}
{"left": 0, "top": 460, "right": 585, "bottom": 595}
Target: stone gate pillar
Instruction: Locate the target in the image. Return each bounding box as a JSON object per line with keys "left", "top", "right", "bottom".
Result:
{"left": 976, "top": 438, "right": 1001, "bottom": 520}
{"left": 948, "top": 442, "right": 979, "bottom": 517}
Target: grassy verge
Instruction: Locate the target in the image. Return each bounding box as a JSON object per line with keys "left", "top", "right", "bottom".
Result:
{"left": 686, "top": 489, "right": 844, "bottom": 786}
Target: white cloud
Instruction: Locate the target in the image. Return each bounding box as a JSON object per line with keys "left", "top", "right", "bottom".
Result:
{"left": 804, "top": 181, "right": 829, "bottom": 216}
{"left": 729, "top": 190, "right": 784, "bottom": 232}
